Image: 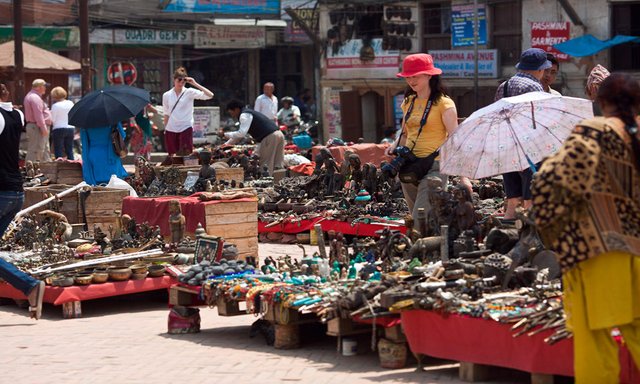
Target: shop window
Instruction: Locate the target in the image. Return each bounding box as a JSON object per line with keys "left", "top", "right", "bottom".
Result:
{"left": 489, "top": 0, "right": 521, "bottom": 65}
{"left": 422, "top": 1, "right": 452, "bottom": 50}
{"left": 611, "top": 2, "right": 640, "bottom": 70}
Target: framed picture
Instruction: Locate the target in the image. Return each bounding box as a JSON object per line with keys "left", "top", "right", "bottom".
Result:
{"left": 194, "top": 235, "right": 224, "bottom": 264}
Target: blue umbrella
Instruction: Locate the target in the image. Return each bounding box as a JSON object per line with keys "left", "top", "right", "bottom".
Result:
{"left": 68, "top": 85, "right": 150, "bottom": 128}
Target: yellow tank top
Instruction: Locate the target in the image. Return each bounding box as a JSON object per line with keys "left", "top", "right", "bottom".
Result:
{"left": 401, "top": 95, "right": 456, "bottom": 158}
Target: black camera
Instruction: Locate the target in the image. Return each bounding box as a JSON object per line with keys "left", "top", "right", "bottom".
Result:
{"left": 381, "top": 146, "right": 417, "bottom": 178}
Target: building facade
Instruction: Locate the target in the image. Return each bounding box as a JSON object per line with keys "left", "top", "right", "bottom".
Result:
{"left": 315, "top": 0, "right": 640, "bottom": 144}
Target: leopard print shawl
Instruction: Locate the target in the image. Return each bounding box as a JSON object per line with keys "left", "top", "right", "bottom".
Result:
{"left": 531, "top": 117, "right": 640, "bottom": 272}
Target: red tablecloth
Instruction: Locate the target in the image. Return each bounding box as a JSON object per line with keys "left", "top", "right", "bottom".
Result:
{"left": 401, "top": 310, "right": 640, "bottom": 382}
{"left": 122, "top": 194, "right": 256, "bottom": 236}
{"left": 353, "top": 314, "right": 402, "bottom": 328}
{"left": 311, "top": 143, "right": 392, "bottom": 167}
{"left": 0, "top": 276, "right": 174, "bottom": 305}
{"left": 259, "top": 217, "right": 406, "bottom": 237}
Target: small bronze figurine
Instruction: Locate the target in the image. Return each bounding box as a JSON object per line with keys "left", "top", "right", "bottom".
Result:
{"left": 168, "top": 199, "right": 186, "bottom": 244}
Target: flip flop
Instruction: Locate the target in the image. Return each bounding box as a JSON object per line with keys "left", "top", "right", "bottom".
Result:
{"left": 28, "top": 281, "right": 45, "bottom": 320}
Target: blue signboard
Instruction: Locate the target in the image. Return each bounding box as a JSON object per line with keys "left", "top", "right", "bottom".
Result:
{"left": 451, "top": 4, "right": 486, "bottom": 47}
{"left": 163, "top": 0, "right": 281, "bottom": 16}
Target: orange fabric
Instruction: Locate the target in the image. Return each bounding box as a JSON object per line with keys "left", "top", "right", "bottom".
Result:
{"left": 311, "top": 143, "right": 392, "bottom": 167}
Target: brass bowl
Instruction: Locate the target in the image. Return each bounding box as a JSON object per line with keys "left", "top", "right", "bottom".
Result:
{"left": 74, "top": 273, "right": 93, "bottom": 285}
{"left": 52, "top": 275, "right": 74, "bottom": 287}
{"left": 92, "top": 270, "right": 109, "bottom": 284}
{"left": 108, "top": 267, "right": 132, "bottom": 281}
{"left": 147, "top": 265, "right": 166, "bottom": 277}
{"left": 131, "top": 271, "right": 148, "bottom": 280}
{"left": 129, "top": 264, "right": 149, "bottom": 274}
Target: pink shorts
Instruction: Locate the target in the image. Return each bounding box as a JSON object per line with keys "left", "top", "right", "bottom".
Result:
{"left": 164, "top": 128, "right": 193, "bottom": 155}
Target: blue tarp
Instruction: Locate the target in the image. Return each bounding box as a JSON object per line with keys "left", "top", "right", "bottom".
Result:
{"left": 553, "top": 34, "right": 640, "bottom": 57}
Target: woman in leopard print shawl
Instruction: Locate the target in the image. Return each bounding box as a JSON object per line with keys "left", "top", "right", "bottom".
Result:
{"left": 531, "top": 73, "right": 640, "bottom": 383}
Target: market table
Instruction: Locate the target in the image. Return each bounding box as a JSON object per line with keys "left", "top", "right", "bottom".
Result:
{"left": 122, "top": 193, "right": 259, "bottom": 259}
{"left": 401, "top": 309, "right": 640, "bottom": 383}
{"left": 259, "top": 217, "right": 406, "bottom": 237}
{"left": 311, "top": 143, "right": 392, "bottom": 167}
{"left": 0, "top": 276, "right": 175, "bottom": 318}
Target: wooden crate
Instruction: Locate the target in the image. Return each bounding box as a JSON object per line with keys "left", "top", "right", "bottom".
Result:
{"left": 204, "top": 199, "right": 258, "bottom": 258}
{"left": 23, "top": 184, "right": 79, "bottom": 223}
{"left": 79, "top": 187, "right": 129, "bottom": 232}
{"left": 326, "top": 317, "right": 370, "bottom": 336}
{"left": 39, "top": 161, "right": 83, "bottom": 184}
{"left": 153, "top": 165, "right": 244, "bottom": 184}
{"left": 214, "top": 167, "right": 244, "bottom": 183}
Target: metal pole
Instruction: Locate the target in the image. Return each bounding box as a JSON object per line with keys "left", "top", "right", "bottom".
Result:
{"left": 13, "top": 0, "right": 25, "bottom": 104}
{"left": 79, "top": 0, "right": 91, "bottom": 95}
{"left": 473, "top": 0, "right": 479, "bottom": 110}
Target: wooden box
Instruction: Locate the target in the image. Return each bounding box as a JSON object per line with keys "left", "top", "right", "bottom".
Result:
{"left": 215, "top": 167, "right": 244, "bottom": 183}
{"left": 169, "top": 285, "right": 204, "bottom": 307}
{"left": 384, "top": 324, "right": 406, "bottom": 343}
{"left": 326, "top": 317, "right": 370, "bottom": 336}
{"left": 153, "top": 165, "right": 244, "bottom": 184}
{"left": 79, "top": 187, "right": 129, "bottom": 233}
{"left": 216, "top": 297, "right": 245, "bottom": 316}
{"left": 39, "top": 161, "right": 83, "bottom": 184}
{"left": 24, "top": 184, "right": 79, "bottom": 223}
{"left": 204, "top": 198, "right": 258, "bottom": 261}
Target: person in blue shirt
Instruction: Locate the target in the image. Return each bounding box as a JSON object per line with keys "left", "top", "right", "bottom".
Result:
{"left": 80, "top": 122, "right": 129, "bottom": 185}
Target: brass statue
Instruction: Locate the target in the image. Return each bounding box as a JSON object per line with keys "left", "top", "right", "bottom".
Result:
{"left": 168, "top": 199, "right": 186, "bottom": 244}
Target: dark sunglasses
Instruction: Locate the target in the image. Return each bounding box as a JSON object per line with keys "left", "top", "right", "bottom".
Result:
{"left": 175, "top": 77, "right": 186, "bottom": 82}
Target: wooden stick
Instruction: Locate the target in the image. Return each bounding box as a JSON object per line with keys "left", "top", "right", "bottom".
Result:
{"left": 15, "top": 182, "right": 88, "bottom": 220}
{"left": 29, "top": 249, "right": 163, "bottom": 275}
{"left": 315, "top": 223, "right": 327, "bottom": 259}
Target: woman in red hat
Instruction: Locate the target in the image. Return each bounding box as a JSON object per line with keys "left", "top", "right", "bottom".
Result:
{"left": 386, "top": 53, "right": 469, "bottom": 225}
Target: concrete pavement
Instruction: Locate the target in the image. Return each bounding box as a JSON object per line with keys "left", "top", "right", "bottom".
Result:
{"left": 0, "top": 243, "right": 532, "bottom": 384}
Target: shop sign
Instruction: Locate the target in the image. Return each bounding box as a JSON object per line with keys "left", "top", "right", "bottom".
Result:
{"left": 0, "top": 26, "right": 79, "bottom": 49}
{"left": 451, "top": 4, "right": 487, "bottom": 47}
{"left": 430, "top": 49, "right": 499, "bottom": 78}
{"left": 194, "top": 25, "right": 266, "bottom": 48}
{"left": 531, "top": 21, "right": 570, "bottom": 61}
{"left": 163, "top": 0, "right": 281, "bottom": 16}
{"left": 325, "top": 38, "right": 400, "bottom": 80}
{"left": 284, "top": 7, "right": 318, "bottom": 43}
{"left": 89, "top": 29, "right": 192, "bottom": 45}
{"left": 107, "top": 62, "right": 138, "bottom": 85}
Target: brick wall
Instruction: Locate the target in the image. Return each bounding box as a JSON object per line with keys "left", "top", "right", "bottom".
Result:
{"left": 0, "top": 0, "right": 76, "bottom": 25}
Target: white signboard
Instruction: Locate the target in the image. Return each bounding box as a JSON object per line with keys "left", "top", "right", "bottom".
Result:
{"left": 193, "top": 107, "right": 220, "bottom": 144}
{"left": 430, "top": 49, "right": 499, "bottom": 78}
{"left": 89, "top": 29, "right": 192, "bottom": 45}
{"left": 325, "top": 38, "right": 400, "bottom": 80}
{"left": 194, "top": 25, "right": 266, "bottom": 49}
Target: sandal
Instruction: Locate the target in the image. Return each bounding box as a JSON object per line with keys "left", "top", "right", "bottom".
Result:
{"left": 28, "top": 281, "right": 45, "bottom": 320}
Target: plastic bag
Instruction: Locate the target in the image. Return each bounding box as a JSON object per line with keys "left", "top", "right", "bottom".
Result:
{"left": 106, "top": 174, "right": 138, "bottom": 197}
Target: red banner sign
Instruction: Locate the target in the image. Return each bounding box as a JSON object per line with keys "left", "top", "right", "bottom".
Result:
{"left": 530, "top": 21, "right": 570, "bottom": 61}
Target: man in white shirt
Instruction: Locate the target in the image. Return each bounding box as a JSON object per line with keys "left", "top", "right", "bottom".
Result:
{"left": 254, "top": 82, "right": 278, "bottom": 123}
{"left": 162, "top": 67, "right": 213, "bottom": 160}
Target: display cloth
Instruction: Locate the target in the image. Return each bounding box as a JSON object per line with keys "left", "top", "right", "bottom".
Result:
{"left": 121, "top": 194, "right": 257, "bottom": 236}
{"left": 258, "top": 217, "right": 406, "bottom": 237}
{"left": 311, "top": 143, "right": 393, "bottom": 167}
{"left": 0, "top": 276, "right": 174, "bottom": 305}
{"left": 401, "top": 310, "right": 640, "bottom": 382}
{"left": 352, "top": 313, "right": 401, "bottom": 328}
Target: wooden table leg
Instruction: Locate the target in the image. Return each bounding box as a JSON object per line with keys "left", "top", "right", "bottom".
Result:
{"left": 62, "top": 301, "right": 82, "bottom": 319}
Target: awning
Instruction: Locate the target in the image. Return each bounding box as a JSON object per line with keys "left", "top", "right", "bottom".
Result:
{"left": 0, "top": 40, "right": 81, "bottom": 71}
{"left": 553, "top": 34, "right": 640, "bottom": 57}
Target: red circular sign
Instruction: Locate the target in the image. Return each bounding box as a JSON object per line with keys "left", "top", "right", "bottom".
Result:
{"left": 107, "top": 62, "right": 138, "bottom": 85}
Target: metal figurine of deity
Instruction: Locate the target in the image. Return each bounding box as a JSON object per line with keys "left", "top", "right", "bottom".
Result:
{"left": 168, "top": 199, "right": 186, "bottom": 244}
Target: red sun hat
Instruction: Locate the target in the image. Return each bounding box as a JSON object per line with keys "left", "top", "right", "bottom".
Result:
{"left": 396, "top": 53, "right": 443, "bottom": 78}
